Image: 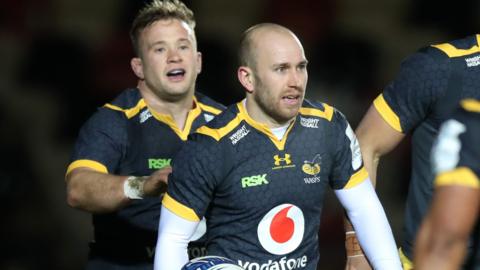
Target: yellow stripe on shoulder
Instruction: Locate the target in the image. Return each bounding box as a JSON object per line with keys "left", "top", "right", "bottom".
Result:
{"left": 435, "top": 167, "right": 480, "bottom": 189}
{"left": 461, "top": 99, "right": 480, "bottom": 113}
{"left": 103, "top": 99, "right": 147, "bottom": 119}
{"left": 344, "top": 167, "right": 369, "bottom": 189}
{"left": 432, "top": 42, "right": 480, "bottom": 58}
{"left": 162, "top": 193, "right": 200, "bottom": 222}
{"left": 196, "top": 114, "right": 243, "bottom": 141}
{"left": 299, "top": 103, "right": 334, "bottom": 121}
{"left": 198, "top": 102, "right": 222, "bottom": 115}
{"left": 66, "top": 159, "right": 108, "bottom": 175}
{"left": 373, "top": 94, "right": 403, "bottom": 133}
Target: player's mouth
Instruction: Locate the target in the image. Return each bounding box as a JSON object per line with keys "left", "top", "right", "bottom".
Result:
{"left": 166, "top": 68, "right": 186, "bottom": 82}
{"left": 281, "top": 94, "right": 301, "bottom": 106}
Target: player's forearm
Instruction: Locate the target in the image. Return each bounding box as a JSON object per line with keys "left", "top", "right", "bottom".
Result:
{"left": 415, "top": 241, "right": 467, "bottom": 270}
{"left": 66, "top": 168, "right": 130, "bottom": 213}
{"left": 336, "top": 180, "right": 402, "bottom": 269}
{"left": 155, "top": 206, "right": 196, "bottom": 270}
{"left": 415, "top": 219, "right": 468, "bottom": 270}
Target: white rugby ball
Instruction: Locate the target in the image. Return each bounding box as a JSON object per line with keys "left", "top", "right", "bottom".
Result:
{"left": 182, "top": 255, "right": 245, "bottom": 270}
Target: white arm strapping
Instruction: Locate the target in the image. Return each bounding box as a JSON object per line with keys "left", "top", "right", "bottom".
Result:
{"left": 335, "top": 178, "right": 402, "bottom": 270}
{"left": 154, "top": 206, "right": 199, "bottom": 270}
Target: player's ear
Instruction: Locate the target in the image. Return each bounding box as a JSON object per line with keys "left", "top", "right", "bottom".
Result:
{"left": 238, "top": 66, "right": 254, "bottom": 93}
{"left": 131, "top": 57, "right": 144, "bottom": 80}
{"left": 196, "top": 51, "right": 202, "bottom": 74}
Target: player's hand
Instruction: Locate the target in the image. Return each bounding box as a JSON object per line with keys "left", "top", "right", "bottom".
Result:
{"left": 143, "top": 166, "right": 172, "bottom": 196}
{"left": 345, "top": 255, "right": 372, "bottom": 270}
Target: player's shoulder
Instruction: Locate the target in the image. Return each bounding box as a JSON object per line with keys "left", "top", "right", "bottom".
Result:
{"left": 299, "top": 99, "right": 349, "bottom": 126}
{"left": 77, "top": 89, "right": 140, "bottom": 136}
{"left": 298, "top": 99, "right": 335, "bottom": 122}
{"left": 427, "top": 34, "right": 480, "bottom": 60}
{"left": 195, "top": 92, "right": 226, "bottom": 115}
{"left": 194, "top": 103, "right": 243, "bottom": 142}
{"left": 100, "top": 88, "right": 146, "bottom": 119}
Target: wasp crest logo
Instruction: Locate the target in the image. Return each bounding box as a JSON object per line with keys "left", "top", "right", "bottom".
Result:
{"left": 273, "top": 154, "right": 296, "bottom": 170}
{"left": 302, "top": 154, "right": 321, "bottom": 176}
{"left": 302, "top": 163, "right": 320, "bottom": 176}
{"left": 303, "top": 154, "right": 322, "bottom": 184}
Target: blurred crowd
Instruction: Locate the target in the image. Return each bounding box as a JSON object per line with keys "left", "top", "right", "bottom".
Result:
{"left": 1, "top": 0, "right": 478, "bottom": 269}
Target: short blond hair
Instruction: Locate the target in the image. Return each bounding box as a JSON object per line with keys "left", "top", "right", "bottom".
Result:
{"left": 130, "top": 0, "right": 196, "bottom": 56}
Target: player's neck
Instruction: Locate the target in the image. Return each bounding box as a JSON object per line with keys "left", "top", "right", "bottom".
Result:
{"left": 244, "top": 99, "right": 294, "bottom": 128}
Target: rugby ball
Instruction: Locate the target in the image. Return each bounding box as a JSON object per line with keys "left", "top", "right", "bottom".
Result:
{"left": 182, "top": 255, "right": 245, "bottom": 270}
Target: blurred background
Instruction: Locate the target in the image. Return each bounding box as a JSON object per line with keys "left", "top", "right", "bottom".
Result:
{"left": 1, "top": 0, "right": 479, "bottom": 269}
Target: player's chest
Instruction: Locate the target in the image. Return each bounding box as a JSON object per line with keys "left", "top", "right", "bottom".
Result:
{"left": 122, "top": 122, "right": 191, "bottom": 172}
{"left": 220, "top": 131, "right": 335, "bottom": 206}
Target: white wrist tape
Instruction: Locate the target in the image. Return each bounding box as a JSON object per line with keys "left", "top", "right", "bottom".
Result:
{"left": 124, "top": 176, "right": 147, "bottom": 199}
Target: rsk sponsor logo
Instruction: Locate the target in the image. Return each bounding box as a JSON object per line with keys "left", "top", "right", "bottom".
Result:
{"left": 148, "top": 158, "right": 171, "bottom": 169}
{"left": 242, "top": 174, "right": 269, "bottom": 188}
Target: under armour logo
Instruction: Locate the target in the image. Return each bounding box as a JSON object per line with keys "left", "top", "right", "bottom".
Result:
{"left": 274, "top": 154, "right": 292, "bottom": 166}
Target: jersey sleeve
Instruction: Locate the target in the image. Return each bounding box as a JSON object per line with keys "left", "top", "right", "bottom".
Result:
{"left": 329, "top": 110, "right": 369, "bottom": 190}
{"left": 162, "top": 134, "right": 225, "bottom": 221}
{"left": 66, "top": 107, "right": 127, "bottom": 174}
{"left": 432, "top": 106, "right": 480, "bottom": 188}
{"left": 375, "top": 49, "right": 448, "bottom": 133}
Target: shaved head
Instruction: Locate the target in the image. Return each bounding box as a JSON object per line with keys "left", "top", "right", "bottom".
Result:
{"left": 236, "top": 23, "right": 308, "bottom": 127}
{"left": 238, "top": 23, "right": 303, "bottom": 70}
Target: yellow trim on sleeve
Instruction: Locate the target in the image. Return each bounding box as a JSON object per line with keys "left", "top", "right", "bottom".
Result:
{"left": 344, "top": 167, "right": 369, "bottom": 189}
{"left": 399, "top": 248, "right": 414, "bottom": 270}
{"left": 299, "top": 104, "right": 334, "bottom": 121}
{"left": 66, "top": 159, "right": 108, "bottom": 175}
{"left": 104, "top": 99, "right": 147, "bottom": 119}
{"left": 162, "top": 193, "right": 200, "bottom": 222}
{"left": 373, "top": 94, "right": 403, "bottom": 133}
{"left": 198, "top": 102, "right": 222, "bottom": 115}
{"left": 432, "top": 42, "right": 480, "bottom": 58}
{"left": 460, "top": 99, "right": 480, "bottom": 113}
{"left": 435, "top": 167, "right": 480, "bottom": 189}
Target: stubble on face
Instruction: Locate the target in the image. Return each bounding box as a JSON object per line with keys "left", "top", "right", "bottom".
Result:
{"left": 248, "top": 27, "right": 307, "bottom": 126}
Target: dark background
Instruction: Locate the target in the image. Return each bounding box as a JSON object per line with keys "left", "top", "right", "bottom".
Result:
{"left": 1, "top": 0, "right": 479, "bottom": 269}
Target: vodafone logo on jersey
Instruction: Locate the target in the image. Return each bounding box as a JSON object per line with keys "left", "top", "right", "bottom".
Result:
{"left": 257, "top": 204, "right": 305, "bottom": 255}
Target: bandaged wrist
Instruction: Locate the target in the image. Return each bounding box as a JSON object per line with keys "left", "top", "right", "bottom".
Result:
{"left": 345, "top": 230, "right": 364, "bottom": 256}
{"left": 124, "top": 176, "right": 147, "bottom": 199}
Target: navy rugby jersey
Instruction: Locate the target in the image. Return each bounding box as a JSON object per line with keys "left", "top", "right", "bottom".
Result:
{"left": 431, "top": 99, "right": 480, "bottom": 269}
{"left": 163, "top": 100, "right": 369, "bottom": 270}
{"left": 373, "top": 34, "right": 480, "bottom": 261}
{"left": 66, "top": 88, "right": 224, "bottom": 257}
